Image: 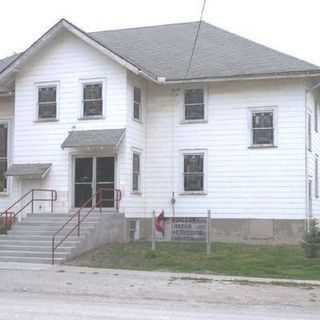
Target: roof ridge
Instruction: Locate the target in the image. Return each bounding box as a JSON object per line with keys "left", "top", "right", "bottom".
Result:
{"left": 89, "top": 21, "right": 199, "bottom": 34}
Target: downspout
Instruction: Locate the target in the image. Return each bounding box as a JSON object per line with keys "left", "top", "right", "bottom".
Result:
{"left": 304, "top": 88, "right": 309, "bottom": 232}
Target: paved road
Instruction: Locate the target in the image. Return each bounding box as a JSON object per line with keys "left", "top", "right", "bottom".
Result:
{"left": 0, "top": 263, "right": 319, "bottom": 319}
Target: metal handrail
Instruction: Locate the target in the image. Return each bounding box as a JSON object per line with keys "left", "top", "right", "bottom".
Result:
{"left": 0, "top": 189, "right": 57, "bottom": 229}
{"left": 51, "top": 188, "right": 121, "bottom": 264}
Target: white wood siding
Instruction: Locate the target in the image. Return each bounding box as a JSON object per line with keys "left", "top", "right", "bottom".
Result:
{"left": 142, "top": 79, "right": 307, "bottom": 219}
{"left": 13, "top": 30, "right": 128, "bottom": 212}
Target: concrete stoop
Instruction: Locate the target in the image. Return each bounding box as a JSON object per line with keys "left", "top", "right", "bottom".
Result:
{"left": 0, "top": 212, "right": 126, "bottom": 264}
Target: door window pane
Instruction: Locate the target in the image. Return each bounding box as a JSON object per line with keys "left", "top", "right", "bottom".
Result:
{"left": 183, "top": 154, "right": 204, "bottom": 191}
{"left": 75, "top": 158, "right": 93, "bottom": 183}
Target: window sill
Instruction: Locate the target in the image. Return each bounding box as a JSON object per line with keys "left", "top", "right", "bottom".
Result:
{"left": 34, "top": 118, "right": 58, "bottom": 123}
{"left": 179, "top": 191, "right": 207, "bottom": 196}
{"left": 248, "top": 145, "right": 278, "bottom": 149}
{"left": 78, "top": 116, "right": 105, "bottom": 121}
{"left": 133, "top": 118, "right": 143, "bottom": 124}
{"left": 131, "top": 191, "right": 142, "bottom": 196}
{"left": 0, "top": 191, "right": 9, "bottom": 197}
{"left": 180, "top": 119, "right": 208, "bottom": 125}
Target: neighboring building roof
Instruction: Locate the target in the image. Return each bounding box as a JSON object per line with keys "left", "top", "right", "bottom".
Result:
{"left": 0, "top": 54, "right": 19, "bottom": 73}
{"left": 61, "top": 128, "right": 126, "bottom": 149}
{"left": 0, "top": 19, "right": 320, "bottom": 83}
{"left": 6, "top": 163, "right": 52, "bottom": 179}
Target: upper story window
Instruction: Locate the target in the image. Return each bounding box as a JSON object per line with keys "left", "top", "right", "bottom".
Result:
{"left": 0, "top": 123, "right": 8, "bottom": 193}
{"left": 184, "top": 89, "right": 205, "bottom": 121}
{"left": 38, "top": 86, "right": 57, "bottom": 120}
{"left": 183, "top": 153, "right": 204, "bottom": 192}
{"left": 133, "top": 87, "right": 141, "bottom": 121}
{"left": 132, "top": 152, "right": 141, "bottom": 192}
{"left": 251, "top": 110, "right": 274, "bottom": 147}
{"left": 83, "top": 83, "right": 103, "bottom": 118}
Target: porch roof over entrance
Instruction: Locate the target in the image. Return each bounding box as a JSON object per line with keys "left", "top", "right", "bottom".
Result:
{"left": 61, "top": 128, "right": 126, "bottom": 149}
{"left": 6, "top": 163, "right": 52, "bottom": 179}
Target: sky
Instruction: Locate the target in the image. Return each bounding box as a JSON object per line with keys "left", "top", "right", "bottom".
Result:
{"left": 0, "top": 0, "right": 319, "bottom": 66}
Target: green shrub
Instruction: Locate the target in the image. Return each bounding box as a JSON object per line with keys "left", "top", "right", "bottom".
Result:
{"left": 302, "top": 219, "right": 320, "bottom": 258}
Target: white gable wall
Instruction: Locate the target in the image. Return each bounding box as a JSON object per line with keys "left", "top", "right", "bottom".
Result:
{"left": 137, "top": 78, "right": 307, "bottom": 219}
{"left": 13, "top": 30, "right": 128, "bottom": 211}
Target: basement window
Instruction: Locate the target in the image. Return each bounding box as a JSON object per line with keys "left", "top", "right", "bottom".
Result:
{"left": 38, "top": 86, "right": 57, "bottom": 120}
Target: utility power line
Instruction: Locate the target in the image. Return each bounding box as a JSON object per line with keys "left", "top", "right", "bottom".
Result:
{"left": 184, "top": 0, "right": 207, "bottom": 79}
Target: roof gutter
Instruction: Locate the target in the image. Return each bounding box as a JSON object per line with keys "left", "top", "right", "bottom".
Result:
{"left": 163, "top": 72, "right": 320, "bottom": 84}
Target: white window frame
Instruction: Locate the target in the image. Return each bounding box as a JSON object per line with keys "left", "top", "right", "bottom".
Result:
{"left": 248, "top": 106, "right": 278, "bottom": 148}
{"left": 181, "top": 87, "right": 208, "bottom": 124}
{"left": 133, "top": 86, "right": 142, "bottom": 122}
{"left": 180, "top": 149, "right": 207, "bottom": 194}
{"left": 0, "top": 120, "right": 10, "bottom": 195}
{"left": 79, "top": 78, "right": 106, "bottom": 119}
{"left": 132, "top": 149, "right": 142, "bottom": 194}
{"left": 34, "top": 81, "right": 59, "bottom": 122}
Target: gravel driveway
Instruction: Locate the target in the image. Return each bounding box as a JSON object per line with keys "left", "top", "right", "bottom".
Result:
{"left": 0, "top": 263, "right": 319, "bottom": 319}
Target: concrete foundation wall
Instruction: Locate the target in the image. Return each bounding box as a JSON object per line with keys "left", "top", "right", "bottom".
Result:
{"left": 68, "top": 213, "right": 126, "bottom": 260}
{"left": 133, "top": 218, "right": 305, "bottom": 245}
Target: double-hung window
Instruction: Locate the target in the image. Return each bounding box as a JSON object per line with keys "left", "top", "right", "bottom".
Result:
{"left": 83, "top": 83, "right": 103, "bottom": 117}
{"left": 183, "top": 153, "right": 204, "bottom": 192}
{"left": 0, "top": 123, "right": 8, "bottom": 193}
{"left": 251, "top": 110, "right": 274, "bottom": 146}
{"left": 38, "top": 86, "right": 57, "bottom": 120}
{"left": 133, "top": 87, "right": 141, "bottom": 121}
{"left": 132, "top": 152, "right": 141, "bottom": 192}
{"left": 184, "top": 89, "right": 205, "bottom": 121}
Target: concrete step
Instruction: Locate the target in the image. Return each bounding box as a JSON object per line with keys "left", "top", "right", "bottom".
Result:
{"left": 0, "top": 250, "right": 67, "bottom": 258}
{"left": 0, "top": 256, "right": 63, "bottom": 264}
{"left": 0, "top": 239, "right": 81, "bottom": 247}
{"left": 0, "top": 234, "right": 86, "bottom": 241}
{"left": 8, "top": 227, "right": 94, "bottom": 235}
{"left": 0, "top": 244, "right": 75, "bottom": 252}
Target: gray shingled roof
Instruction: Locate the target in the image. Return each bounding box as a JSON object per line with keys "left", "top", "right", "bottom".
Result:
{"left": 90, "top": 22, "right": 320, "bottom": 80}
{"left": 61, "top": 129, "right": 125, "bottom": 148}
{"left": 6, "top": 163, "right": 51, "bottom": 178}
{"left": 1, "top": 21, "right": 319, "bottom": 81}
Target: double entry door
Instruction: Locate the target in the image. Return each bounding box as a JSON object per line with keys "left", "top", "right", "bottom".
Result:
{"left": 74, "top": 156, "right": 115, "bottom": 208}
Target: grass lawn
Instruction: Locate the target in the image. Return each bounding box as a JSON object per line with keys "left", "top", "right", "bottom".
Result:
{"left": 67, "top": 241, "right": 320, "bottom": 280}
